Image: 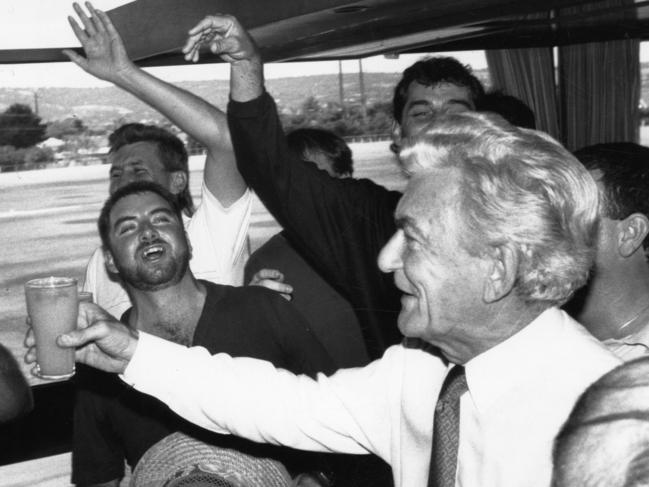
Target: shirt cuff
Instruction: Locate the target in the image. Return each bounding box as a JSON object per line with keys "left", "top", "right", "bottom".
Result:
{"left": 120, "top": 331, "right": 186, "bottom": 387}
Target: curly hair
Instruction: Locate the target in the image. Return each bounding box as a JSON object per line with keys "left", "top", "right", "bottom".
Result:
{"left": 399, "top": 111, "right": 599, "bottom": 306}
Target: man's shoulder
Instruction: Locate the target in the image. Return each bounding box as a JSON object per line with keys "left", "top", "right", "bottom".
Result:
{"left": 202, "top": 280, "right": 283, "bottom": 308}
{"left": 246, "top": 233, "right": 296, "bottom": 268}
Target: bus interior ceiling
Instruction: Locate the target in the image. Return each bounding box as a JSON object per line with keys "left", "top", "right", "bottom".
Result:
{"left": 2, "top": 0, "right": 649, "bottom": 66}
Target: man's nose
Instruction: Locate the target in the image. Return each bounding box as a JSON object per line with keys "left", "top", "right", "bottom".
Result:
{"left": 139, "top": 223, "right": 159, "bottom": 242}
{"left": 378, "top": 230, "right": 404, "bottom": 273}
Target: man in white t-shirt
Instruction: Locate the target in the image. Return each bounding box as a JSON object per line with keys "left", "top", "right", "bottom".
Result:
{"left": 66, "top": 3, "right": 251, "bottom": 317}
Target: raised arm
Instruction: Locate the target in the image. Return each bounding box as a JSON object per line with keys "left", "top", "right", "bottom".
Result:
{"left": 180, "top": 14, "right": 403, "bottom": 357}
{"left": 182, "top": 14, "right": 262, "bottom": 103}
{"left": 64, "top": 2, "right": 245, "bottom": 206}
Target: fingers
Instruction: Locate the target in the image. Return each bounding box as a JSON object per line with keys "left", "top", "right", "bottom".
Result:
{"left": 67, "top": 15, "right": 88, "bottom": 44}
{"left": 95, "top": 7, "right": 119, "bottom": 39}
{"left": 24, "top": 347, "right": 37, "bottom": 365}
{"left": 183, "top": 14, "right": 235, "bottom": 62}
{"left": 77, "top": 301, "right": 114, "bottom": 330}
{"left": 187, "top": 15, "right": 231, "bottom": 37}
{"left": 57, "top": 321, "right": 109, "bottom": 348}
{"left": 62, "top": 48, "right": 88, "bottom": 70}
{"left": 72, "top": 2, "right": 97, "bottom": 37}
{"left": 23, "top": 327, "right": 35, "bottom": 348}
{"left": 252, "top": 268, "right": 285, "bottom": 282}
{"left": 256, "top": 279, "right": 293, "bottom": 296}
{"left": 23, "top": 327, "right": 36, "bottom": 364}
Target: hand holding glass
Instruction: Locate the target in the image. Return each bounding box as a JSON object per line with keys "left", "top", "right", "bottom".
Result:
{"left": 25, "top": 277, "right": 78, "bottom": 380}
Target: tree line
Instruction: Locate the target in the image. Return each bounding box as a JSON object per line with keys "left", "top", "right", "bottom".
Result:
{"left": 0, "top": 97, "right": 394, "bottom": 172}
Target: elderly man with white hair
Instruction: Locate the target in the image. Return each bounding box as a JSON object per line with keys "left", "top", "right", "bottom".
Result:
{"left": 26, "top": 13, "right": 622, "bottom": 487}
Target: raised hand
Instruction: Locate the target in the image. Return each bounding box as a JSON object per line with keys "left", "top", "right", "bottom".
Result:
{"left": 63, "top": 1, "right": 134, "bottom": 82}
{"left": 182, "top": 14, "right": 258, "bottom": 64}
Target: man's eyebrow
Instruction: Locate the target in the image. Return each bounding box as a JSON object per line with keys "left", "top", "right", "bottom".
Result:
{"left": 395, "top": 215, "right": 425, "bottom": 236}
{"left": 112, "top": 206, "right": 175, "bottom": 230}
{"left": 448, "top": 99, "right": 473, "bottom": 109}
{"left": 149, "top": 207, "right": 175, "bottom": 218}
{"left": 112, "top": 215, "right": 136, "bottom": 229}
{"left": 404, "top": 100, "right": 431, "bottom": 111}
{"left": 110, "top": 160, "right": 147, "bottom": 171}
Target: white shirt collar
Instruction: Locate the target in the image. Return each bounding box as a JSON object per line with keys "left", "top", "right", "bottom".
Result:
{"left": 464, "top": 307, "right": 569, "bottom": 413}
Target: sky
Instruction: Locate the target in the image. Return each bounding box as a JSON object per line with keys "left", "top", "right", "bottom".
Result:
{"left": 1, "top": 0, "right": 648, "bottom": 88}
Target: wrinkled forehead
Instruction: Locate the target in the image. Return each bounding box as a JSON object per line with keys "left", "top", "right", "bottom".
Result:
{"left": 396, "top": 168, "right": 462, "bottom": 223}
{"left": 109, "top": 141, "right": 165, "bottom": 169}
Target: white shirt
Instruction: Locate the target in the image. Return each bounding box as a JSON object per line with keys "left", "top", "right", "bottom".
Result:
{"left": 122, "top": 307, "right": 620, "bottom": 487}
{"left": 83, "top": 184, "right": 251, "bottom": 317}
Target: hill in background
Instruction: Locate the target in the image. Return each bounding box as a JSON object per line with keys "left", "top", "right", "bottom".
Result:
{"left": 0, "top": 68, "right": 491, "bottom": 130}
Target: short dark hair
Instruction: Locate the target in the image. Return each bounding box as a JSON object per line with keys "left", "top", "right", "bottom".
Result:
{"left": 109, "top": 123, "right": 194, "bottom": 216}
{"left": 392, "top": 56, "right": 485, "bottom": 123}
{"left": 477, "top": 90, "right": 536, "bottom": 129}
{"left": 98, "top": 181, "right": 183, "bottom": 252}
{"left": 286, "top": 128, "right": 353, "bottom": 176}
{"left": 574, "top": 142, "right": 649, "bottom": 250}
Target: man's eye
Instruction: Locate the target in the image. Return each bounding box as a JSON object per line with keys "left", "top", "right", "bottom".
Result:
{"left": 110, "top": 171, "right": 121, "bottom": 179}
{"left": 445, "top": 103, "right": 469, "bottom": 114}
{"left": 411, "top": 110, "right": 431, "bottom": 119}
{"left": 404, "top": 233, "right": 419, "bottom": 248}
{"left": 116, "top": 224, "right": 135, "bottom": 235}
{"left": 152, "top": 215, "right": 171, "bottom": 225}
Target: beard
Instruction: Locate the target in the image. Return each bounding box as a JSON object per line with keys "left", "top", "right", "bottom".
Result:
{"left": 115, "top": 242, "right": 190, "bottom": 292}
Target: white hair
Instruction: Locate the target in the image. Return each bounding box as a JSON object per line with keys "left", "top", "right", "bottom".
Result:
{"left": 399, "top": 111, "right": 599, "bottom": 306}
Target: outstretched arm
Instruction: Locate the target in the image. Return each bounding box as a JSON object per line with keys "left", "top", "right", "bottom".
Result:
{"left": 64, "top": 2, "right": 245, "bottom": 206}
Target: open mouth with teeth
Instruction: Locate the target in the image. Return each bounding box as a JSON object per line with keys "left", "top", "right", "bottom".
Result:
{"left": 141, "top": 244, "right": 166, "bottom": 262}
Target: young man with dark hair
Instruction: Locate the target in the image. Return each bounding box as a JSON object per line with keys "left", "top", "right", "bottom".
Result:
{"left": 220, "top": 45, "right": 484, "bottom": 362}
{"left": 68, "top": 3, "right": 252, "bottom": 319}
{"left": 73, "top": 180, "right": 335, "bottom": 486}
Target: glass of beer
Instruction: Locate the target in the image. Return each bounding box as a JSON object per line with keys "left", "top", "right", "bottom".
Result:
{"left": 25, "top": 277, "right": 78, "bottom": 380}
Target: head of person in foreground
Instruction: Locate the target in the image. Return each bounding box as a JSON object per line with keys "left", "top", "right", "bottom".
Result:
{"left": 552, "top": 356, "right": 649, "bottom": 487}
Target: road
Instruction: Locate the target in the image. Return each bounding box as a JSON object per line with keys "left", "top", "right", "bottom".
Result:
{"left": 0, "top": 141, "right": 406, "bottom": 385}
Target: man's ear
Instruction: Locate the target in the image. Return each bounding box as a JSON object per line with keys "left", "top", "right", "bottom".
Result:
{"left": 483, "top": 244, "right": 518, "bottom": 303}
{"left": 104, "top": 249, "right": 118, "bottom": 275}
{"left": 169, "top": 171, "right": 188, "bottom": 195}
{"left": 618, "top": 213, "right": 649, "bottom": 258}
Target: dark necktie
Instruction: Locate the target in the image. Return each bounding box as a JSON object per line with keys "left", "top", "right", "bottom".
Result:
{"left": 428, "top": 365, "right": 468, "bottom": 487}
